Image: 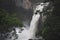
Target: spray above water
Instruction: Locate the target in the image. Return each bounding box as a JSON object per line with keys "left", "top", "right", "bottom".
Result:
{"left": 7, "top": 2, "right": 50, "bottom": 40}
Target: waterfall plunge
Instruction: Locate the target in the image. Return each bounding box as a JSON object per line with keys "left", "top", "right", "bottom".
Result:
{"left": 7, "top": 2, "right": 50, "bottom": 40}
{"left": 7, "top": 13, "right": 40, "bottom": 40}
{"left": 15, "top": 12, "right": 40, "bottom": 40}
{"left": 29, "top": 13, "right": 40, "bottom": 38}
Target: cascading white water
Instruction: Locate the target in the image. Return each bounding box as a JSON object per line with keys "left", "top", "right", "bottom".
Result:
{"left": 15, "top": 11, "right": 40, "bottom": 40}
{"left": 29, "top": 13, "right": 40, "bottom": 38}
{"left": 6, "top": 2, "right": 50, "bottom": 40}
{"left": 7, "top": 10, "right": 40, "bottom": 40}
{"left": 28, "top": 2, "right": 50, "bottom": 39}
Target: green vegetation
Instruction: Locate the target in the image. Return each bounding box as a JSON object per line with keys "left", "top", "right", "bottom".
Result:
{"left": 41, "top": 0, "right": 60, "bottom": 40}
{"left": 0, "top": 9, "right": 23, "bottom": 32}
{"left": 42, "top": 15, "right": 60, "bottom": 40}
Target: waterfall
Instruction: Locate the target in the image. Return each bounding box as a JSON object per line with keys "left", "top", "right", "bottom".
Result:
{"left": 6, "top": 2, "right": 50, "bottom": 40}
{"left": 6, "top": 10, "right": 40, "bottom": 40}
{"left": 29, "top": 13, "right": 40, "bottom": 38}
{"left": 15, "top": 12, "right": 40, "bottom": 40}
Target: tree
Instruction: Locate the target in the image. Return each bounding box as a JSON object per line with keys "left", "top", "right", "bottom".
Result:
{"left": 41, "top": 0, "right": 60, "bottom": 40}
{"left": 0, "top": 9, "right": 23, "bottom": 32}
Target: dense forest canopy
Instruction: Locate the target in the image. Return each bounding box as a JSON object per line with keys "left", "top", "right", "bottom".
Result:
{"left": 0, "top": 9, "right": 23, "bottom": 32}
{"left": 0, "top": 0, "right": 23, "bottom": 32}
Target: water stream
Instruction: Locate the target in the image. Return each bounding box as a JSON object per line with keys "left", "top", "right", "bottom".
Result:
{"left": 6, "top": 2, "right": 49, "bottom": 40}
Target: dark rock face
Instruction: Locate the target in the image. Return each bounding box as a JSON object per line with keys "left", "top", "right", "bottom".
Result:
{"left": 0, "top": 0, "right": 16, "bottom": 13}
{"left": 0, "top": 0, "right": 44, "bottom": 12}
